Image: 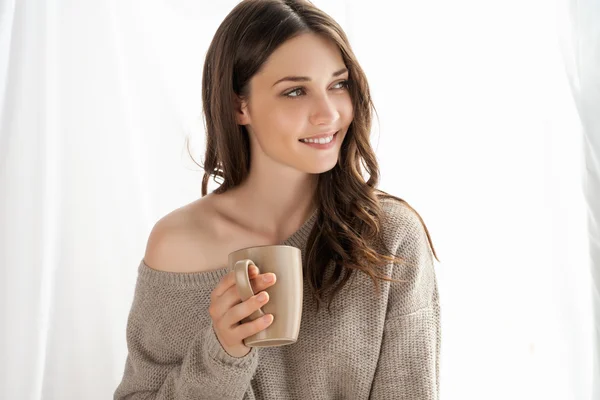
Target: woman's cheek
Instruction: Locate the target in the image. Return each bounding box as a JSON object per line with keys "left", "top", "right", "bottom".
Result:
{"left": 337, "top": 95, "right": 353, "bottom": 119}
{"left": 275, "top": 103, "right": 306, "bottom": 127}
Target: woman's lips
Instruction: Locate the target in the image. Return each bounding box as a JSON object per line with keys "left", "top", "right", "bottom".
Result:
{"left": 298, "top": 131, "right": 338, "bottom": 149}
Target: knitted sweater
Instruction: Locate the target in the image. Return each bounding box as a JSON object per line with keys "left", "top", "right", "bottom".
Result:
{"left": 114, "top": 198, "right": 441, "bottom": 399}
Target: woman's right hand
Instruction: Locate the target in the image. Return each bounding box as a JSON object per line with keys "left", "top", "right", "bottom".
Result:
{"left": 208, "top": 264, "right": 277, "bottom": 358}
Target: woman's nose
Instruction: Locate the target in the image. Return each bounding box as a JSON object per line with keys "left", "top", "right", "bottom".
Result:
{"left": 309, "top": 95, "right": 340, "bottom": 126}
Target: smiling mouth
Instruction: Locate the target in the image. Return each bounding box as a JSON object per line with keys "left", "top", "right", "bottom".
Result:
{"left": 298, "top": 131, "right": 338, "bottom": 144}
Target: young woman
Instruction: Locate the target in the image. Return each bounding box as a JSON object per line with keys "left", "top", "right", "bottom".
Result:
{"left": 114, "top": 0, "right": 440, "bottom": 399}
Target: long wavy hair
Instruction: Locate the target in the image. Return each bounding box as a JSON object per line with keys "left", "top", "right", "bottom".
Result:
{"left": 192, "top": 0, "right": 439, "bottom": 313}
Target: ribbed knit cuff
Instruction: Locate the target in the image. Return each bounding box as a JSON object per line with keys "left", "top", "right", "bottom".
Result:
{"left": 204, "top": 323, "right": 259, "bottom": 369}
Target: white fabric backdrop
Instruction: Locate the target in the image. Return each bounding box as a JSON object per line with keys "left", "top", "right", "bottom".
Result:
{"left": 0, "top": 0, "right": 594, "bottom": 399}
{"left": 560, "top": 0, "right": 600, "bottom": 398}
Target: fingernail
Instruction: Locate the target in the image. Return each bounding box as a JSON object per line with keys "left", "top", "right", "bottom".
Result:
{"left": 257, "top": 292, "right": 268, "bottom": 301}
{"left": 263, "top": 274, "right": 274, "bottom": 283}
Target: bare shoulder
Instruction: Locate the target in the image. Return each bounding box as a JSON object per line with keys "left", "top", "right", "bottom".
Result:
{"left": 143, "top": 194, "right": 227, "bottom": 273}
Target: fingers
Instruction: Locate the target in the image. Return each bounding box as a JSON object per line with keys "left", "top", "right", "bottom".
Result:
{"left": 219, "top": 290, "right": 271, "bottom": 329}
{"left": 208, "top": 262, "right": 280, "bottom": 358}
{"left": 209, "top": 267, "right": 277, "bottom": 321}
{"left": 211, "top": 264, "right": 259, "bottom": 298}
{"left": 232, "top": 312, "right": 274, "bottom": 340}
{"left": 216, "top": 272, "right": 276, "bottom": 320}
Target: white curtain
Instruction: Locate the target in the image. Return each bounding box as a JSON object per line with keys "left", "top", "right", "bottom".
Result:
{"left": 560, "top": 0, "right": 600, "bottom": 398}
{"left": 0, "top": 0, "right": 594, "bottom": 399}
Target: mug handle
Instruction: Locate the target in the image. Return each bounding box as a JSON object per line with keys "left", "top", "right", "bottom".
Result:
{"left": 234, "top": 259, "right": 266, "bottom": 322}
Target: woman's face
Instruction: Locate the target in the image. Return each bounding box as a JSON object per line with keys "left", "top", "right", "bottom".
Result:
{"left": 236, "top": 33, "right": 354, "bottom": 175}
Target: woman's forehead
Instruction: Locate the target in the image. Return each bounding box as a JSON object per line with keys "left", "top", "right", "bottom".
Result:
{"left": 254, "top": 33, "right": 345, "bottom": 86}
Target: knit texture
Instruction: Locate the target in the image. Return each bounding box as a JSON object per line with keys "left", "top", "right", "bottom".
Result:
{"left": 114, "top": 197, "right": 441, "bottom": 399}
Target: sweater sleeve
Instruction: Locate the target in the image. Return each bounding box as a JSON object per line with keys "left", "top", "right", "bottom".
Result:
{"left": 369, "top": 201, "right": 441, "bottom": 399}
{"left": 113, "top": 263, "right": 258, "bottom": 400}
{"left": 369, "top": 303, "right": 441, "bottom": 400}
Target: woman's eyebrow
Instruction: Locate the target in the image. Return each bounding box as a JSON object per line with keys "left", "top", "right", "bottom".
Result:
{"left": 272, "top": 67, "right": 348, "bottom": 87}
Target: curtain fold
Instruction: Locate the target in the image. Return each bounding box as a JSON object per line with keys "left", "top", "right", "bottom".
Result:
{"left": 560, "top": 1, "right": 600, "bottom": 398}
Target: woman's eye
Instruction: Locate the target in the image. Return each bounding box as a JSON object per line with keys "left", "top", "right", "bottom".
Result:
{"left": 333, "top": 80, "right": 349, "bottom": 89}
{"left": 284, "top": 88, "right": 305, "bottom": 98}
{"left": 283, "top": 80, "right": 349, "bottom": 98}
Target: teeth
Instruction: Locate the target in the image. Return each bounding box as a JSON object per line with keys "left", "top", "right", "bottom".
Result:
{"left": 300, "top": 134, "right": 334, "bottom": 144}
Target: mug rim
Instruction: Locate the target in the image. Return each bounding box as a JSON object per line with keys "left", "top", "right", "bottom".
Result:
{"left": 228, "top": 244, "right": 300, "bottom": 257}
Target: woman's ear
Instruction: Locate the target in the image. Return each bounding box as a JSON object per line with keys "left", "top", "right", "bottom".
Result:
{"left": 234, "top": 95, "right": 251, "bottom": 126}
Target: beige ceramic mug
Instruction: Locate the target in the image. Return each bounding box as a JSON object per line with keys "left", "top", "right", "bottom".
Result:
{"left": 228, "top": 245, "right": 303, "bottom": 347}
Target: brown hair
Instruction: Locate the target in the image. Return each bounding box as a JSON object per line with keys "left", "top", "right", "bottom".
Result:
{"left": 191, "top": 0, "right": 439, "bottom": 312}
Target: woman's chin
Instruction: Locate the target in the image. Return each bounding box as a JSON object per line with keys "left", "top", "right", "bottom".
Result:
{"left": 300, "top": 159, "right": 339, "bottom": 175}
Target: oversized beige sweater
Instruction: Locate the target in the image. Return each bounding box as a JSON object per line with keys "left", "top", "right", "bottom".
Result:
{"left": 114, "top": 198, "right": 441, "bottom": 399}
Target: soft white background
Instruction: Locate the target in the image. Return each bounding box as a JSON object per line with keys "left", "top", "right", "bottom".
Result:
{"left": 0, "top": 0, "right": 597, "bottom": 399}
